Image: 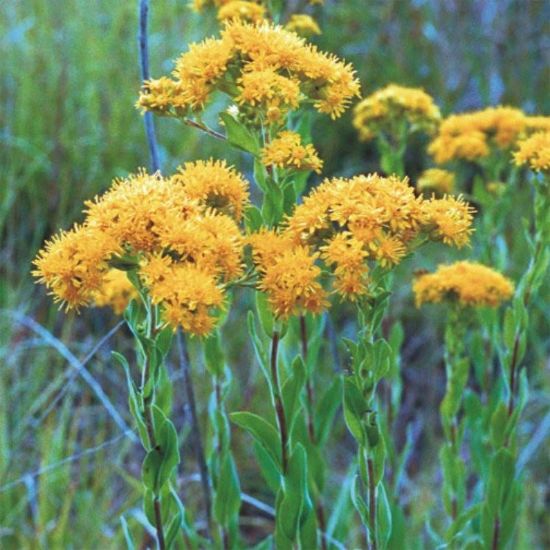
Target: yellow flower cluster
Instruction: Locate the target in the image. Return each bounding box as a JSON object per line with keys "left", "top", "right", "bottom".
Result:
{"left": 138, "top": 21, "right": 360, "bottom": 123}
{"left": 514, "top": 131, "right": 550, "bottom": 173}
{"left": 34, "top": 161, "right": 249, "bottom": 335}
{"left": 353, "top": 84, "right": 441, "bottom": 142}
{"left": 417, "top": 168, "right": 455, "bottom": 194}
{"left": 261, "top": 131, "right": 323, "bottom": 173}
{"left": 413, "top": 261, "right": 514, "bottom": 308}
{"left": 248, "top": 173, "right": 475, "bottom": 311}
{"left": 218, "top": 1, "right": 266, "bottom": 23}
{"left": 526, "top": 116, "right": 550, "bottom": 133}
{"left": 249, "top": 234, "right": 328, "bottom": 318}
{"left": 93, "top": 270, "right": 139, "bottom": 314}
{"left": 428, "top": 106, "right": 527, "bottom": 164}
{"left": 285, "top": 14, "right": 321, "bottom": 37}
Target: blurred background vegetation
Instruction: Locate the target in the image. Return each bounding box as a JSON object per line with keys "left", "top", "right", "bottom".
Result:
{"left": 1, "top": 0, "right": 548, "bottom": 548}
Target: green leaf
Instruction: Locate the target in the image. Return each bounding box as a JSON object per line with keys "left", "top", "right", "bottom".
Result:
{"left": 253, "top": 158, "right": 268, "bottom": 193}
{"left": 213, "top": 455, "right": 241, "bottom": 526}
{"left": 120, "top": 516, "right": 135, "bottom": 550}
{"left": 142, "top": 448, "right": 163, "bottom": 492}
{"left": 490, "top": 403, "right": 509, "bottom": 449}
{"left": 282, "top": 181, "right": 297, "bottom": 215}
{"left": 230, "top": 412, "right": 282, "bottom": 470}
{"left": 203, "top": 331, "right": 225, "bottom": 377}
{"left": 165, "top": 510, "right": 183, "bottom": 550}
{"left": 113, "top": 351, "right": 148, "bottom": 445}
{"left": 277, "top": 444, "right": 310, "bottom": 542}
{"left": 245, "top": 205, "right": 264, "bottom": 232}
{"left": 153, "top": 406, "right": 180, "bottom": 489}
{"left": 256, "top": 292, "right": 274, "bottom": 338}
{"left": 254, "top": 441, "right": 281, "bottom": 493}
{"left": 350, "top": 475, "right": 368, "bottom": 525}
{"left": 247, "top": 311, "right": 271, "bottom": 385}
{"left": 377, "top": 483, "right": 392, "bottom": 549}
{"left": 343, "top": 378, "right": 368, "bottom": 444}
{"left": 282, "top": 356, "right": 306, "bottom": 429}
{"left": 484, "top": 447, "right": 515, "bottom": 535}
{"left": 219, "top": 112, "right": 260, "bottom": 155}
{"left": 315, "top": 377, "right": 342, "bottom": 447}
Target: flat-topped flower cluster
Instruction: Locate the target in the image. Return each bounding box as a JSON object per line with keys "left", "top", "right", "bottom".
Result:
{"left": 137, "top": 21, "right": 360, "bottom": 123}
{"left": 413, "top": 261, "right": 515, "bottom": 308}
{"left": 33, "top": 161, "right": 249, "bottom": 335}
{"left": 248, "top": 173, "right": 475, "bottom": 317}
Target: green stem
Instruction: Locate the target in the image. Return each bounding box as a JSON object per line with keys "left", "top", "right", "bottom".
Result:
{"left": 299, "top": 315, "right": 328, "bottom": 550}
{"left": 271, "top": 330, "right": 288, "bottom": 473}
{"left": 367, "top": 457, "right": 378, "bottom": 550}
{"left": 141, "top": 302, "right": 166, "bottom": 550}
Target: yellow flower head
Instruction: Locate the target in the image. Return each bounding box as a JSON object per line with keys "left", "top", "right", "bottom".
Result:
{"left": 218, "top": 1, "right": 266, "bottom": 23}
{"left": 421, "top": 194, "right": 475, "bottom": 248}
{"left": 141, "top": 257, "right": 226, "bottom": 335}
{"left": 33, "top": 224, "right": 121, "bottom": 310}
{"left": 285, "top": 14, "right": 321, "bottom": 37}
{"left": 413, "top": 261, "right": 514, "bottom": 308}
{"left": 429, "top": 106, "right": 527, "bottom": 164}
{"left": 139, "top": 21, "right": 360, "bottom": 122}
{"left": 93, "top": 270, "right": 138, "bottom": 314}
{"left": 247, "top": 229, "right": 296, "bottom": 268}
{"left": 173, "top": 159, "right": 250, "bottom": 220}
{"left": 417, "top": 168, "right": 455, "bottom": 194}
{"left": 526, "top": 116, "right": 550, "bottom": 133}
{"left": 257, "top": 246, "right": 327, "bottom": 318}
{"left": 236, "top": 68, "right": 300, "bottom": 122}
{"left": 261, "top": 131, "right": 323, "bottom": 173}
{"left": 321, "top": 233, "right": 369, "bottom": 300}
{"left": 353, "top": 84, "right": 441, "bottom": 142}
{"left": 137, "top": 77, "right": 187, "bottom": 113}
{"left": 85, "top": 171, "right": 202, "bottom": 253}
{"left": 514, "top": 131, "right": 550, "bottom": 173}
{"left": 283, "top": 173, "right": 475, "bottom": 301}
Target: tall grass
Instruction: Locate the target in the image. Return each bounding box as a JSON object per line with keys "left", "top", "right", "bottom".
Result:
{"left": 1, "top": 0, "right": 548, "bottom": 548}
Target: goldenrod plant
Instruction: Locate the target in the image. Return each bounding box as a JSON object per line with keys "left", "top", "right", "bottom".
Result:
{"left": 15, "top": 1, "right": 548, "bottom": 549}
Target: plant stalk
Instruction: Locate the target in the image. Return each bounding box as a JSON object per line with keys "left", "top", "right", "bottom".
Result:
{"left": 367, "top": 457, "right": 378, "bottom": 550}
{"left": 271, "top": 330, "right": 288, "bottom": 473}
{"left": 177, "top": 330, "right": 212, "bottom": 533}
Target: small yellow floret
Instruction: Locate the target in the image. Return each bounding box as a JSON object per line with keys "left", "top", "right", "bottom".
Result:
{"left": 429, "top": 106, "right": 527, "bottom": 164}
{"left": 353, "top": 84, "right": 441, "bottom": 142}
{"left": 514, "top": 131, "right": 550, "bottom": 172}
{"left": 93, "top": 270, "right": 138, "bottom": 314}
{"left": 261, "top": 131, "right": 323, "bottom": 173}
{"left": 417, "top": 168, "right": 455, "bottom": 194}
{"left": 413, "top": 261, "right": 514, "bottom": 308}
{"left": 218, "top": 1, "right": 266, "bottom": 23}
{"left": 285, "top": 14, "right": 321, "bottom": 37}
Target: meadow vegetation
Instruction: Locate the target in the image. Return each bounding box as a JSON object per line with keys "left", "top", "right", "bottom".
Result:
{"left": 1, "top": 1, "right": 549, "bottom": 548}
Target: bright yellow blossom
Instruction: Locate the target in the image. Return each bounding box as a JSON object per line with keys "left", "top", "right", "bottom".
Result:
{"left": 32, "top": 225, "right": 120, "bottom": 310}
{"left": 261, "top": 131, "right": 323, "bottom": 173}
{"left": 139, "top": 21, "right": 360, "bottom": 122}
{"left": 256, "top": 246, "right": 327, "bottom": 318}
{"left": 421, "top": 195, "right": 475, "bottom": 248}
{"left": 413, "top": 261, "right": 514, "bottom": 308}
{"left": 514, "top": 131, "right": 550, "bottom": 172}
{"left": 93, "top": 270, "right": 138, "bottom": 314}
{"left": 141, "top": 258, "right": 225, "bottom": 335}
{"left": 353, "top": 84, "right": 441, "bottom": 142}
{"left": 236, "top": 68, "right": 300, "bottom": 122}
{"left": 283, "top": 173, "right": 475, "bottom": 301}
{"left": 417, "top": 168, "right": 455, "bottom": 194}
{"left": 218, "top": 1, "right": 266, "bottom": 23}
{"left": 173, "top": 159, "right": 250, "bottom": 220}
{"left": 429, "top": 106, "right": 527, "bottom": 164}
{"left": 285, "top": 14, "right": 321, "bottom": 37}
